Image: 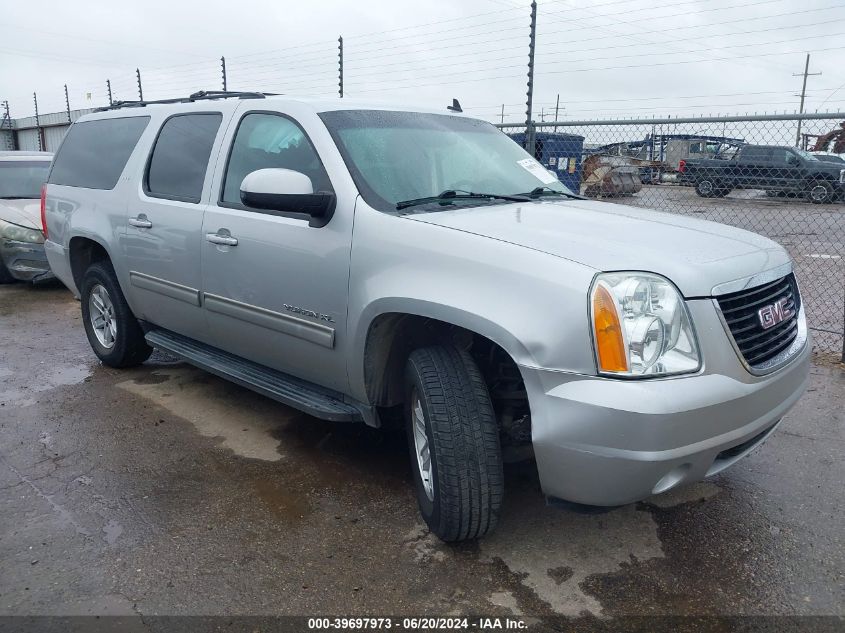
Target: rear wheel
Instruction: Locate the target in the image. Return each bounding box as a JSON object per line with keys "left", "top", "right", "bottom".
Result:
{"left": 80, "top": 261, "right": 152, "bottom": 367}
{"left": 404, "top": 345, "right": 503, "bottom": 542}
{"left": 695, "top": 178, "right": 719, "bottom": 198}
{"left": 806, "top": 180, "right": 834, "bottom": 204}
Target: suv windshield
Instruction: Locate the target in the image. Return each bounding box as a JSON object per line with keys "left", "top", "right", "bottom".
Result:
{"left": 0, "top": 160, "right": 51, "bottom": 199}
{"left": 319, "top": 110, "right": 573, "bottom": 212}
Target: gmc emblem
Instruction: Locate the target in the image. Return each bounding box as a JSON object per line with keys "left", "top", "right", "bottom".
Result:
{"left": 758, "top": 297, "right": 794, "bottom": 330}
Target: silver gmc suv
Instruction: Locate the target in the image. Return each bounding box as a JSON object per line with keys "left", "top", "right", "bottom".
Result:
{"left": 43, "top": 92, "right": 810, "bottom": 542}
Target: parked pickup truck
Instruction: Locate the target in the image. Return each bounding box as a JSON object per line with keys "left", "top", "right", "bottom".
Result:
{"left": 43, "top": 93, "right": 810, "bottom": 541}
{"left": 679, "top": 144, "right": 845, "bottom": 203}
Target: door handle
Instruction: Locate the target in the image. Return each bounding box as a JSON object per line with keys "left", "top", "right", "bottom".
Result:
{"left": 205, "top": 232, "right": 238, "bottom": 247}
{"left": 129, "top": 214, "right": 153, "bottom": 229}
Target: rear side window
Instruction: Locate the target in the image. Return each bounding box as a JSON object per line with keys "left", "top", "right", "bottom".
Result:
{"left": 741, "top": 147, "right": 771, "bottom": 162}
{"left": 145, "top": 113, "right": 222, "bottom": 203}
{"left": 49, "top": 117, "right": 149, "bottom": 190}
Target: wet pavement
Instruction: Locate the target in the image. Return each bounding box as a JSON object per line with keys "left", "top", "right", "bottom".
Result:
{"left": 0, "top": 283, "right": 843, "bottom": 625}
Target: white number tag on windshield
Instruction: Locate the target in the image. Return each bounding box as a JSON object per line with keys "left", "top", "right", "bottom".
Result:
{"left": 517, "top": 158, "right": 558, "bottom": 184}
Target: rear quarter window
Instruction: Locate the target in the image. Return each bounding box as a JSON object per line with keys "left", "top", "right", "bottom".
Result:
{"left": 145, "top": 113, "right": 222, "bottom": 203}
{"left": 49, "top": 116, "right": 150, "bottom": 190}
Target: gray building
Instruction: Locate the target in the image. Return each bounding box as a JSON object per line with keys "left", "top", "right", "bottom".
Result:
{"left": 1, "top": 108, "right": 94, "bottom": 153}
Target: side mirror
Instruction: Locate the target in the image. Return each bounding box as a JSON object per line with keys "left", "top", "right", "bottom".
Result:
{"left": 240, "top": 168, "right": 336, "bottom": 227}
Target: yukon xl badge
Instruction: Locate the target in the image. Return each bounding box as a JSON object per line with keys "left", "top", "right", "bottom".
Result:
{"left": 284, "top": 304, "right": 335, "bottom": 323}
{"left": 758, "top": 297, "right": 794, "bottom": 330}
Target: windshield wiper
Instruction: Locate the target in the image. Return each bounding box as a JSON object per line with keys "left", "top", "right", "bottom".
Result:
{"left": 396, "top": 189, "right": 530, "bottom": 211}
{"left": 518, "top": 186, "right": 584, "bottom": 200}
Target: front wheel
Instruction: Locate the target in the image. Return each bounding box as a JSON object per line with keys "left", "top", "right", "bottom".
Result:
{"left": 405, "top": 346, "right": 503, "bottom": 542}
{"left": 80, "top": 261, "right": 152, "bottom": 367}
{"left": 806, "top": 180, "right": 834, "bottom": 204}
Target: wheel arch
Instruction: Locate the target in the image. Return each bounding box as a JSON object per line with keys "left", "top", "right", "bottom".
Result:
{"left": 356, "top": 300, "right": 533, "bottom": 408}
{"left": 68, "top": 235, "right": 113, "bottom": 291}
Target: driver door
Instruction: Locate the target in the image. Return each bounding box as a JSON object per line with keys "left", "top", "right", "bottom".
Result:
{"left": 200, "top": 110, "right": 354, "bottom": 393}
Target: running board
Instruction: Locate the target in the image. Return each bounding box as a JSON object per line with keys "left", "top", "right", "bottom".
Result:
{"left": 145, "top": 329, "right": 365, "bottom": 423}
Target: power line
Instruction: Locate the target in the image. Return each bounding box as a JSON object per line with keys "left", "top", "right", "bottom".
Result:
{"left": 468, "top": 87, "right": 837, "bottom": 110}
{"left": 537, "top": 0, "right": 842, "bottom": 80}
{"left": 338, "top": 17, "right": 845, "bottom": 75}
{"left": 341, "top": 29, "right": 845, "bottom": 81}
{"left": 339, "top": 3, "right": 844, "bottom": 69}
{"left": 349, "top": 45, "right": 845, "bottom": 93}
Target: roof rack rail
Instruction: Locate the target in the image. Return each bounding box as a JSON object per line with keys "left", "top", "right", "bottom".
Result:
{"left": 95, "top": 90, "right": 280, "bottom": 112}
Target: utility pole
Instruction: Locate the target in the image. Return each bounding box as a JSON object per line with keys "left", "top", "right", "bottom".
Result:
{"left": 33, "top": 92, "right": 42, "bottom": 151}
{"left": 1, "top": 100, "right": 15, "bottom": 150}
{"left": 338, "top": 36, "right": 344, "bottom": 98}
{"left": 106, "top": 79, "right": 113, "bottom": 106}
{"left": 793, "top": 53, "right": 821, "bottom": 147}
{"left": 221, "top": 56, "right": 227, "bottom": 91}
{"left": 524, "top": 0, "right": 537, "bottom": 153}
{"left": 553, "top": 93, "right": 560, "bottom": 132}
{"left": 136, "top": 68, "right": 144, "bottom": 102}
{"left": 64, "top": 84, "right": 71, "bottom": 123}
{"left": 500, "top": 104, "right": 505, "bottom": 124}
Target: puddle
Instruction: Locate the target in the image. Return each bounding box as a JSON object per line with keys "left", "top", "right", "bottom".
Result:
{"left": 0, "top": 363, "right": 92, "bottom": 406}
{"left": 251, "top": 478, "right": 312, "bottom": 522}
{"left": 482, "top": 501, "right": 664, "bottom": 617}
{"left": 117, "top": 368, "right": 291, "bottom": 461}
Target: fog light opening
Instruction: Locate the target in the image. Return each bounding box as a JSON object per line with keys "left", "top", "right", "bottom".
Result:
{"left": 652, "top": 463, "right": 692, "bottom": 495}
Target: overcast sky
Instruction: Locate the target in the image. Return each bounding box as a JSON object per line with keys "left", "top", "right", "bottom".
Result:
{"left": 2, "top": 0, "right": 844, "bottom": 122}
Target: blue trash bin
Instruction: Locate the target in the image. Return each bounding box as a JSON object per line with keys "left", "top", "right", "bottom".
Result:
{"left": 507, "top": 131, "right": 585, "bottom": 193}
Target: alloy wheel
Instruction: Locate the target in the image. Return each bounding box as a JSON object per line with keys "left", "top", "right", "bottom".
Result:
{"left": 88, "top": 284, "right": 117, "bottom": 349}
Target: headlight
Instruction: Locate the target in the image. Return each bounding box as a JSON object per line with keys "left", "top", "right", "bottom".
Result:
{"left": 590, "top": 272, "right": 700, "bottom": 377}
{"left": 0, "top": 219, "right": 44, "bottom": 244}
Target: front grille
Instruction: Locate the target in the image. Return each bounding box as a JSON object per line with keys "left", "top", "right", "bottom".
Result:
{"left": 716, "top": 274, "right": 801, "bottom": 368}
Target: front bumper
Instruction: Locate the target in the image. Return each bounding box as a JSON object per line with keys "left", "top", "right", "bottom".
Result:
{"left": 523, "top": 299, "right": 811, "bottom": 506}
{"left": 0, "top": 238, "right": 54, "bottom": 282}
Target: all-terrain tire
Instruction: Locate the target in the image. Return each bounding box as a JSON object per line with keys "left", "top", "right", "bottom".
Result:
{"left": 405, "top": 345, "right": 503, "bottom": 542}
{"left": 80, "top": 261, "right": 152, "bottom": 368}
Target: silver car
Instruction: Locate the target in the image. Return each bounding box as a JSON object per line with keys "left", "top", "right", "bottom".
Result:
{"left": 43, "top": 93, "right": 810, "bottom": 542}
{"left": 0, "top": 151, "right": 54, "bottom": 283}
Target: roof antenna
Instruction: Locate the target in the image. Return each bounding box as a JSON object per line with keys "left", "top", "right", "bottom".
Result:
{"left": 447, "top": 98, "right": 462, "bottom": 113}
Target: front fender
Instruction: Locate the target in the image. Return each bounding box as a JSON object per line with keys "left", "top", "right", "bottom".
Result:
{"left": 345, "top": 205, "right": 598, "bottom": 403}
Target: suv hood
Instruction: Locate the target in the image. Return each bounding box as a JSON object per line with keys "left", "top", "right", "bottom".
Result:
{"left": 0, "top": 199, "right": 41, "bottom": 230}
{"left": 406, "top": 199, "right": 790, "bottom": 297}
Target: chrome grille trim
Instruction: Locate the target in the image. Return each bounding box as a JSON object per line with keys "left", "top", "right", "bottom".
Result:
{"left": 713, "top": 273, "right": 807, "bottom": 375}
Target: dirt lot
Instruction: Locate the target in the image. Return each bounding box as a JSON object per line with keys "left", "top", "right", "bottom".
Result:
{"left": 0, "top": 283, "right": 843, "bottom": 630}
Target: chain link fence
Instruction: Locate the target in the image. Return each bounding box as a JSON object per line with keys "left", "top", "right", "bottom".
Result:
{"left": 498, "top": 112, "right": 845, "bottom": 359}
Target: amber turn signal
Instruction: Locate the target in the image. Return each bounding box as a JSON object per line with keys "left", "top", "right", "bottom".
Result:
{"left": 592, "top": 284, "right": 629, "bottom": 373}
